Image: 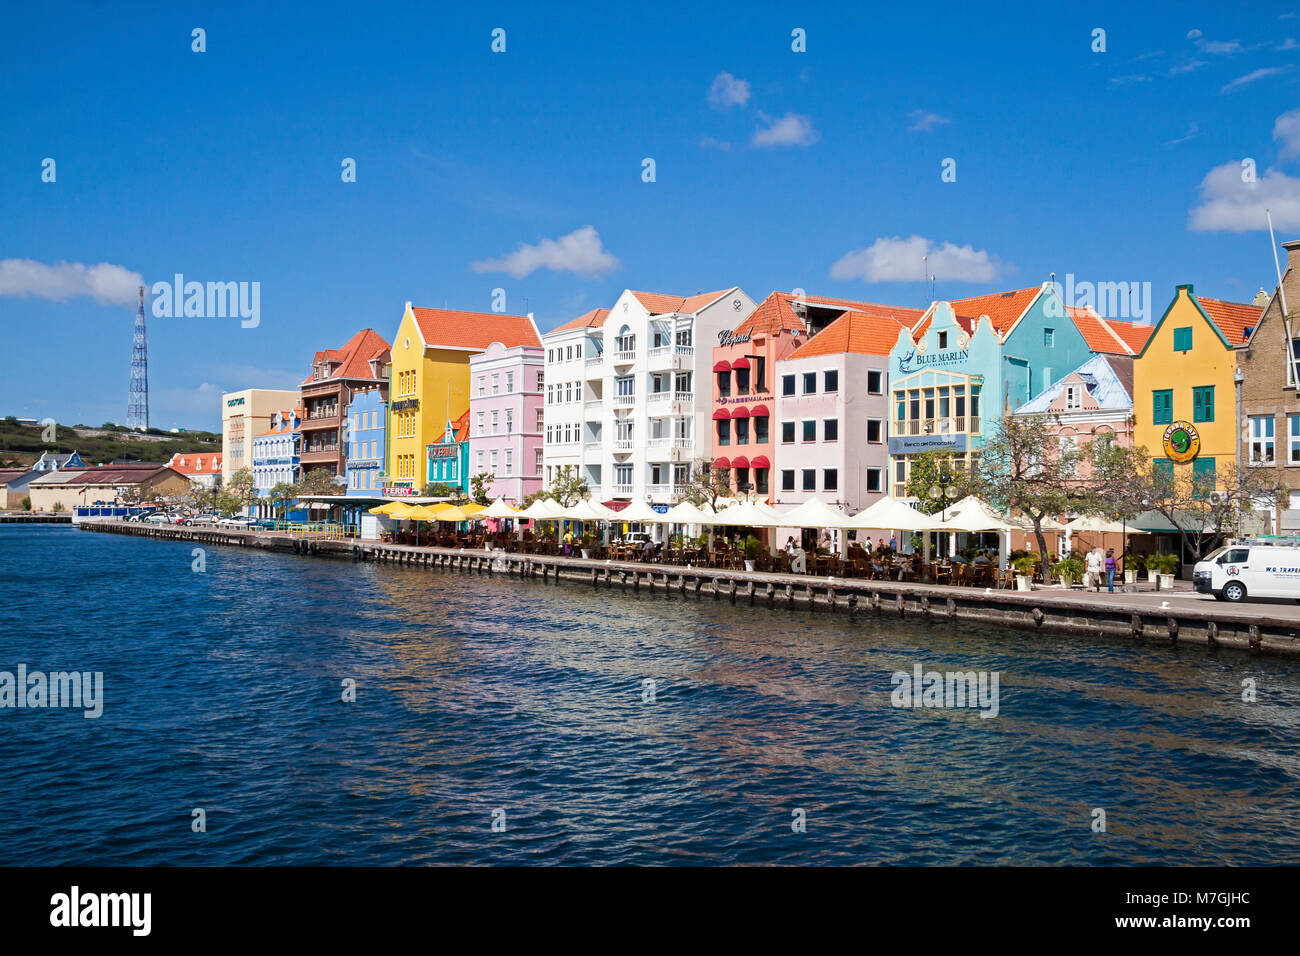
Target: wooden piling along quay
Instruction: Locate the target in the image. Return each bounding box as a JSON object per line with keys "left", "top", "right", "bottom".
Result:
{"left": 79, "top": 520, "right": 1300, "bottom": 658}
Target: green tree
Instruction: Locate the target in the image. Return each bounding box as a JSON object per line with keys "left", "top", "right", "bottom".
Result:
{"left": 225, "top": 467, "right": 259, "bottom": 515}
{"left": 905, "top": 451, "right": 977, "bottom": 515}
{"left": 469, "top": 472, "right": 495, "bottom": 506}
{"left": 298, "top": 468, "right": 341, "bottom": 496}
{"left": 682, "top": 459, "right": 731, "bottom": 512}
{"left": 545, "top": 466, "right": 590, "bottom": 507}
{"left": 422, "top": 481, "right": 464, "bottom": 501}
{"left": 268, "top": 481, "right": 298, "bottom": 519}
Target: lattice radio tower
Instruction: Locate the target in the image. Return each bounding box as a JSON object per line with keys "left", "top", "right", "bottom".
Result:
{"left": 127, "top": 284, "right": 149, "bottom": 430}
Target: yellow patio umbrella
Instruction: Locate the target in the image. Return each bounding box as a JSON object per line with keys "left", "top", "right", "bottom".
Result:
{"left": 369, "top": 501, "right": 415, "bottom": 517}
{"left": 426, "top": 502, "right": 456, "bottom": 514}
{"left": 434, "top": 506, "right": 471, "bottom": 522}
{"left": 460, "top": 502, "right": 486, "bottom": 515}
{"left": 404, "top": 505, "right": 444, "bottom": 521}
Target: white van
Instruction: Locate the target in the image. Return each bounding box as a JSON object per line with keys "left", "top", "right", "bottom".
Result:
{"left": 1193, "top": 544, "right": 1300, "bottom": 603}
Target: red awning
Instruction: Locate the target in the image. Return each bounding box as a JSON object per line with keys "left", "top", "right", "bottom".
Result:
{"left": 730, "top": 456, "right": 750, "bottom": 469}
{"left": 712, "top": 360, "right": 731, "bottom": 372}
{"left": 712, "top": 408, "right": 730, "bottom": 420}
{"left": 730, "top": 406, "right": 750, "bottom": 418}
{"left": 601, "top": 500, "right": 631, "bottom": 512}
{"left": 730, "top": 356, "right": 750, "bottom": 369}
{"left": 750, "top": 455, "right": 771, "bottom": 469}
{"left": 748, "top": 404, "right": 770, "bottom": 418}
{"left": 713, "top": 457, "right": 731, "bottom": 469}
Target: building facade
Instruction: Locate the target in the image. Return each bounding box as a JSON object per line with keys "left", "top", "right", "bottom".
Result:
{"left": 221, "top": 388, "right": 301, "bottom": 482}
{"left": 345, "top": 387, "right": 388, "bottom": 496}
{"left": 251, "top": 407, "right": 302, "bottom": 509}
{"left": 27, "top": 465, "right": 189, "bottom": 512}
{"left": 468, "top": 341, "right": 545, "bottom": 503}
{"left": 1132, "top": 285, "right": 1260, "bottom": 490}
{"left": 1236, "top": 240, "right": 1300, "bottom": 530}
{"left": 773, "top": 306, "right": 902, "bottom": 510}
{"left": 427, "top": 412, "right": 470, "bottom": 495}
{"left": 387, "top": 303, "right": 541, "bottom": 491}
{"left": 544, "top": 288, "right": 757, "bottom": 505}
{"left": 1013, "top": 354, "right": 1138, "bottom": 478}
{"left": 298, "top": 328, "right": 389, "bottom": 480}
{"left": 165, "top": 452, "right": 223, "bottom": 489}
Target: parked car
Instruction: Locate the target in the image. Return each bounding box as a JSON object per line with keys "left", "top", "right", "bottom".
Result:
{"left": 182, "top": 514, "right": 217, "bottom": 526}
{"left": 217, "top": 516, "right": 253, "bottom": 528}
{"left": 143, "top": 513, "right": 173, "bottom": 525}
{"left": 621, "top": 531, "right": 654, "bottom": 546}
{"left": 249, "top": 518, "right": 279, "bottom": 530}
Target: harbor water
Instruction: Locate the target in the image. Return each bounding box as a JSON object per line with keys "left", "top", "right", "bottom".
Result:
{"left": 2, "top": 524, "right": 1299, "bottom": 865}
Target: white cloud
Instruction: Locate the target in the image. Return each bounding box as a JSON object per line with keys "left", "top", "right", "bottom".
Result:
{"left": 1167, "top": 122, "right": 1200, "bottom": 145}
{"left": 751, "top": 112, "right": 819, "bottom": 147}
{"left": 830, "top": 235, "right": 1001, "bottom": 283}
{"left": 470, "top": 225, "right": 621, "bottom": 279}
{"left": 1276, "top": 109, "right": 1300, "bottom": 160}
{"left": 1188, "top": 161, "right": 1300, "bottom": 231}
{"left": 1187, "top": 29, "right": 1203, "bottom": 39}
{"left": 1278, "top": 37, "right": 1299, "bottom": 50}
{"left": 1109, "top": 74, "right": 1151, "bottom": 87}
{"left": 1169, "top": 60, "right": 1207, "bottom": 75}
{"left": 1187, "top": 28, "right": 1241, "bottom": 54}
{"left": 699, "top": 136, "right": 732, "bottom": 151}
{"left": 0, "top": 258, "right": 144, "bottom": 305}
{"left": 908, "top": 110, "right": 950, "bottom": 133}
{"left": 1222, "top": 65, "right": 1291, "bottom": 92}
{"left": 708, "top": 72, "right": 751, "bottom": 110}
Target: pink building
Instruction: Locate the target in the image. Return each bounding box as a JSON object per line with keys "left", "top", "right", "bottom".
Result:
{"left": 468, "top": 341, "right": 545, "bottom": 503}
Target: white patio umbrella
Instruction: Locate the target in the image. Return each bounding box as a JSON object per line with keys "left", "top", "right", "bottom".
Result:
{"left": 662, "top": 500, "right": 708, "bottom": 524}
{"left": 481, "top": 498, "right": 520, "bottom": 519}
{"left": 778, "top": 496, "right": 854, "bottom": 528}
{"left": 847, "top": 497, "right": 947, "bottom": 531}
{"left": 516, "top": 498, "right": 568, "bottom": 521}
{"left": 1065, "top": 515, "right": 1151, "bottom": 535}
{"left": 939, "top": 496, "right": 1021, "bottom": 532}
{"left": 711, "top": 499, "right": 785, "bottom": 527}
{"left": 615, "top": 498, "right": 664, "bottom": 524}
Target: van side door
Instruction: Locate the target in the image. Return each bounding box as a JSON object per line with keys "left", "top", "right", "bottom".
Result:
{"left": 1217, "top": 547, "right": 1251, "bottom": 593}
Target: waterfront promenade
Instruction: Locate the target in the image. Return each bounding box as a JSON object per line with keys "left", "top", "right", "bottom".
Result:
{"left": 78, "top": 519, "right": 1300, "bottom": 658}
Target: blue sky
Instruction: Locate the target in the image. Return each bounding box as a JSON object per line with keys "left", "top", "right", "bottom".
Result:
{"left": 3, "top": 0, "right": 1299, "bottom": 431}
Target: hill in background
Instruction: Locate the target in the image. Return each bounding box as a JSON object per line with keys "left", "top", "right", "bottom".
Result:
{"left": 0, "top": 417, "right": 221, "bottom": 468}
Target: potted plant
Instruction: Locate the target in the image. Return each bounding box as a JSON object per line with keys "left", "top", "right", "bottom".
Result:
{"left": 743, "top": 535, "right": 761, "bottom": 572}
{"left": 1053, "top": 555, "right": 1084, "bottom": 588}
{"left": 1012, "top": 555, "right": 1037, "bottom": 591}
{"left": 580, "top": 532, "right": 595, "bottom": 559}
{"left": 1122, "top": 553, "right": 1141, "bottom": 585}
{"left": 1152, "top": 552, "right": 1179, "bottom": 589}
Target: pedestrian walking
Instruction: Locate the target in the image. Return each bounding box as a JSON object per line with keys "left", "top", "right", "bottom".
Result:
{"left": 1105, "top": 548, "right": 1116, "bottom": 593}
{"left": 1085, "top": 547, "right": 1103, "bottom": 591}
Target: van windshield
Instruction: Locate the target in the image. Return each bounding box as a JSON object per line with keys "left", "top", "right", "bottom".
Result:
{"left": 1203, "top": 547, "right": 1227, "bottom": 562}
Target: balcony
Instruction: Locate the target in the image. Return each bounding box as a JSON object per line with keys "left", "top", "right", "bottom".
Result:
{"left": 613, "top": 350, "right": 636, "bottom": 365}
{"left": 611, "top": 484, "right": 633, "bottom": 496}
{"left": 613, "top": 394, "right": 635, "bottom": 407}
{"left": 894, "top": 416, "right": 981, "bottom": 437}
{"left": 648, "top": 483, "right": 690, "bottom": 499}
{"left": 675, "top": 345, "right": 695, "bottom": 357}
{"left": 648, "top": 390, "right": 671, "bottom": 404}
{"left": 673, "top": 391, "right": 693, "bottom": 406}
{"left": 613, "top": 439, "right": 634, "bottom": 453}
{"left": 299, "top": 413, "right": 341, "bottom": 431}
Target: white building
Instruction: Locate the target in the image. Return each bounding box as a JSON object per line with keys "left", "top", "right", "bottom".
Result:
{"left": 542, "top": 289, "right": 757, "bottom": 504}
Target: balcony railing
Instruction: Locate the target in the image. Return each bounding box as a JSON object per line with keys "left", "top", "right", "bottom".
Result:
{"left": 613, "top": 394, "right": 635, "bottom": 406}
{"left": 646, "top": 483, "right": 689, "bottom": 498}
{"left": 614, "top": 350, "right": 636, "bottom": 363}
{"left": 613, "top": 439, "right": 634, "bottom": 452}
{"left": 649, "top": 346, "right": 672, "bottom": 360}
{"left": 893, "top": 416, "right": 980, "bottom": 436}
{"left": 612, "top": 484, "right": 633, "bottom": 496}
{"left": 674, "top": 391, "right": 693, "bottom": 404}
{"left": 585, "top": 355, "right": 602, "bottom": 366}
{"left": 675, "top": 346, "right": 695, "bottom": 356}
{"left": 648, "top": 391, "right": 670, "bottom": 402}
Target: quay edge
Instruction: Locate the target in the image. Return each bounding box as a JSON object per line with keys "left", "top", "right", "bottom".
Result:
{"left": 76, "top": 520, "right": 1300, "bottom": 659}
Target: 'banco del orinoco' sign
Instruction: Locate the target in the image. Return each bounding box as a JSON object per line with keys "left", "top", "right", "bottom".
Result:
{"left": 888, "top": 433, "right": 968, "bottom": 455}
{"left": 896, "top": 347, "right": 970, "bottom": 375}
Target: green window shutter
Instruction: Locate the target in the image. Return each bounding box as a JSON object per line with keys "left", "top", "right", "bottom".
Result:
{"left": 1153, "top": 390, "right": 1173, "bottom": 425}
{"left": 1192, "top": 457, "right": 1216, "bottom": 495}
{"left": 1193, "top": 386, "right": 1214, "bottom": 423}
{"left": 1173, "top": 327, "right": 1192, "bottom": 352}
{"left": 1154, "top": 458, "right": 1175, "bottom": 480}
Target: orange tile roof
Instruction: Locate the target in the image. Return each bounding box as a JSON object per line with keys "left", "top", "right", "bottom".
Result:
{"left": 166, "top": 452, "right": 223, "bottom": 475}
{"left": 629, "top": 289, "right": 733, "bottom": 315}
{"left": 549, "top": 308, "right": 610, "bottom": 334}
{"left": 301, "top": 328, "right": 391, "bottom": 385}
{"left": 411, "top": 307, "right": 541, "bottom": 351}
{"left": 1067, "top": 306, "right": 1133, "bottom": 355}
{"left": 785, "top": 309, "right": 907, "bottom": 359}
{"left": 909, "top": 304, "right": 977, "bottom": 340}
{"left": 1196, "top": 295, "right": 1261, "bottom": 347}
{"left": 732, "top": 292, "right": 807, "bottom": 336}
{"left": 792, "top": 292, "right": 926, "bottom": 325}
{"left": 947, "top": 287, "right": 1041, "bottom": 334}
{"left": 1103, "top": 317, "right": 1156, "bottom": 353}
{"left": 451, "top": 410, "right": 470, "bottom": 444}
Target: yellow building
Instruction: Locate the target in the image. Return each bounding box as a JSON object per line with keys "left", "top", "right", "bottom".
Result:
{"left": 1133, "top": 284, "right": 1260, "bottom": 488}
{"left": 386, "top": 302, "right": 541, "bottom": 488}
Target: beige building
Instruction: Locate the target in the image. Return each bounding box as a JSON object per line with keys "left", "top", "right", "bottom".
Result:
{"left": 221, "top": 388, "right": 300, "bottom": 482}
{"left": 1237, "top": 239, "right": 1300, "bottom": 531}
{"left": 26, "top": 465, "right": 189, "bottom": 512}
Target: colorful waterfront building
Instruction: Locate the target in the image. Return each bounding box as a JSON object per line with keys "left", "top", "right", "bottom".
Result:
{"left": 386, "top": 303, "right": 541, "bottom": 492}
{"left": 298, "top": 328, "right": 390, "bottom": 480}
{"left": 1013, "top": 353, "right": 1141, "bottom": 473}
{"left": 468, "top": 341, "right": 545, "bottom": 504}
{"left": 772, "top": 297, "right": 921, "bottom": 510}
{"left": 1132, "top": 285, "right": 1261, "bottom": 491}
{"left": 32, "top": 450, "right": 84, "bottom": 472}
{"left": 345, "top": 387, "right": 388, "bottom": 496}
{"left": 221, "top": 388, "right": 301, "bottom": 482}
{"left": 251, "top": 407, "right": 302, "bottom": 515}
{"left": 709, "top": 293, "right": 814, "bottom": 499}
{"left": 543, "top": 288, "right": 757, "bottom": 506}
{"left": 887, "top": 284, "right": 1143, "bottom": 497}
{"left": 27, "top": 464, "right": 189, "bottom": 513}
{"left": 1236, "top": 240, "right": 1300, "bottom": 532}
{"left": 426, "top": 412, "right": 470, "bottom": 495}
